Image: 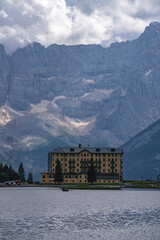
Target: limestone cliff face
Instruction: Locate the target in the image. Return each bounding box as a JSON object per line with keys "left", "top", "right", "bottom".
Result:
{"left": 0, "top": 44, "right": 10, "bottom": 106}
{"left": 0, "top": 22, "right": 160, "bottom": 179}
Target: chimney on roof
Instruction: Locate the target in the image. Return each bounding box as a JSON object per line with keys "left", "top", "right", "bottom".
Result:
{"left": 79, "top": 144, "right": 81, "bottom": 148}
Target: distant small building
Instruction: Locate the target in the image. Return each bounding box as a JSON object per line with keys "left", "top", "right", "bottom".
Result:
{"left": 157, "top": 175, "right": 160, "bottom": 183}
{"left": 41, "top": 144, "right": 123, "bottom": 184}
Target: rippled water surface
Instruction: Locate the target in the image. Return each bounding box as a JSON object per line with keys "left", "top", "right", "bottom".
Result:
{"left": 0, "top": 187, "right": 160, "bottom": 240}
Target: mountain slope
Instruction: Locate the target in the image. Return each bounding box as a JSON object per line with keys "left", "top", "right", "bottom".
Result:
{"left": 122, "top": 118, "right": 160, "bottom": 180}
{"left": 0, "top": 22, "right": 160, "bottom": 178}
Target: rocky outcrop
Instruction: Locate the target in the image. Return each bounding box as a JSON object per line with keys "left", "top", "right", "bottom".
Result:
{"left": 0, "top": 22, "right": 160, "bottom": 179}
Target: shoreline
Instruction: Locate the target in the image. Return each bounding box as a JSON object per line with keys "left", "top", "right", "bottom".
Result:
{"left": 0, "top": 184, "right": 160, "bottom": 190}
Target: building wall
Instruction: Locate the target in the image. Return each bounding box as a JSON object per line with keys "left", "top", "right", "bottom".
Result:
{"left": 41, "top": 149, "right": 123, "bottom": 184}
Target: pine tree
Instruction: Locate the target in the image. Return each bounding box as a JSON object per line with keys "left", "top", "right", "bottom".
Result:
{"left": 54, "top": 160, "right": 63, "bottom": 184}
{"left": 18, "top": 162, "right": 25, "bottom": 182}
{"left": 87, "top": 158, "right": 97, "bottom": 184}
{"left": 27, "top": 172, "right": 33, "bottom": 184}
{"left": 0, "top": 162, "right": 3, "bottom": 173}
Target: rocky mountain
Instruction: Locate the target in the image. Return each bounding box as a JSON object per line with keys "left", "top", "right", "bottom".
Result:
{"left": 122, "top": 118, "right": 160, "bottom": 180}
{"left": 0, "top": 22, "right": 160, "bottom": 179}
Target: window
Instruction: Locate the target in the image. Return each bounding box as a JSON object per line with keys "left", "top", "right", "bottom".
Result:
{"left": 81, "top": 154, "right": 83, "bottom": 156}
{"left": 65, "top": 169, "right": 67, "bottom": 172}
{"left": 77, "top": 158, "right": 79, "bottom": 161}
{"left": 103, "top": 159, "right": 105, "bottom": 162}
{"left": 65, "top": 175, "right": 68, "bottom": 178}
{"left": 103, "top": 164, "right": 105, "bottom": 167}
{"left": 65, "top": 158, "right": 67, "bottom": 161}
{"left": 108, "top": 169, "right": 110, "bottom": 172}
{"left": 77, "top": 153, "right": 79, "bottom": 157}
{"left": 108, "top": 158, "right": 110, "bottom": 161}
{"left": 103, "top": 169, "right": 105, "bottom": 173}
{"left": 61, "top": 153, "right": 63, "bottom": 156}
{"left": 103, "top": 154, "right": 105, "bottom": 157}
{"left": 43, "top": 175, "right": 46, "bottom": 178}
{"left": 77, "top": 163, "right": 79, "bottom": 166}
{"left": 108, "top": 164, "right": 110, "bottom": 167}
{"left": 84, "top": 154, "right": 86, "bottom": 157}
{"left": 57, "top": 153, "right": 59, "bottom": 156}
{"left": 77, "top": 169, "right": 79, "bottom": 172}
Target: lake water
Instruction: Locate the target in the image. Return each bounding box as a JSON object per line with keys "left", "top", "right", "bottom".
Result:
{"left": 0, "top": 187, "right": 160, "bottom": 240}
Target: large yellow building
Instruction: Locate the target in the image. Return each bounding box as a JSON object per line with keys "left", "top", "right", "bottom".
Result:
{"left": 41, "top": 144, "right": 123, "bottom": 184}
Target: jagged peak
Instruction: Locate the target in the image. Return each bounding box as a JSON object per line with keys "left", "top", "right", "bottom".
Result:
{"left": 145, "top": 21, "right": 160, "bottom": 32}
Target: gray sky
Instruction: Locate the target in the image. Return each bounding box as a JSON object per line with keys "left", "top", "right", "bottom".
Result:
{"left": 0, "top": 0, "right": 160, "bottom": 54}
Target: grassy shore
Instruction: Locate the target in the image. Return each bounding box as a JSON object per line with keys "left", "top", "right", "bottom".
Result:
{"left": 1, "top": 181, "right": 160, "bottom": 189}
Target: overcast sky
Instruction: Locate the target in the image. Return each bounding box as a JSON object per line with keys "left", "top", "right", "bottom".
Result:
{"left": 0, "top": 0, "right": 160, "bottom": 54}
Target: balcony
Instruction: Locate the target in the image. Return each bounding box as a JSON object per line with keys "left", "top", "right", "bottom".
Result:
{"left": 69, "top": 165, "right": 75, "bottom": 168}
{"left": 80, "top": 165, "right": 89, "bottom": 168}
{"left": 69, "top": 160, "right": 75, "bottom": 163}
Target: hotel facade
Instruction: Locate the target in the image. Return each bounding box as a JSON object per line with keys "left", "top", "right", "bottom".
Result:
{"left": 41, "top": 144, "right": 123, "bottom": 184}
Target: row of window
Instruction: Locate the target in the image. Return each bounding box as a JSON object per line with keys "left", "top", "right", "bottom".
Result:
{"left": 52, "top": 163, "right": 119, "bottom": 167}
{"left": 53, "top": 153, "right": 121, "bottom": 157}
{"left": 43, "top": 179, "right": 117, "bottom": 183}
{"left": 52, "top": 158, "right": 121, "bottom": 163}
{"left": 52, "top": 168, "right": 118, "bottom": 173}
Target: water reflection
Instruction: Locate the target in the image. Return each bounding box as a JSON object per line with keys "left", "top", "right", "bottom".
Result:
{"left": 0, "top": 188, "right": 160, "bottom": 240}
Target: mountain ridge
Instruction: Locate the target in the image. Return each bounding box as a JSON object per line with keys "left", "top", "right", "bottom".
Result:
{"left": 0, "top": 22, "right": 160, "bottom": 179}
{"left": 122, "top": 118, "right": 160, "bottom": 180}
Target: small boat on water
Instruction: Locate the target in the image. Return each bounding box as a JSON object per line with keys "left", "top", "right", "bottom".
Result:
{"left": 62, "top": 187, "right": 69, "bottom": 191}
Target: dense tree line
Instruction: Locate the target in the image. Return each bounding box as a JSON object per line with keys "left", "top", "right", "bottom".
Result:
{"left": 0, "top": 162, "right": 33, "bottom": 183}
{"left": 0, "top": 163, "right": 19, "bottom": 183}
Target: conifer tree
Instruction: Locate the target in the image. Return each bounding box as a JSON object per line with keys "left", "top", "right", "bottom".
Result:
{"left": 87, "top": 158, "right": 97, "bottom": 183}
{"left": 27, "top": 172, "right": 33, "bottom": 184}
{"left": 0, "top": 162, "right": 3, "bottom": 173}
{"left": 54, "top": 160, "right": 63, "bottom": 184}
{"left": 18, "top": 162, "right": 26, "bottom": 182}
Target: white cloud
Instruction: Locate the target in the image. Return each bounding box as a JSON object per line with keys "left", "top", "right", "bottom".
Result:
{"left": 0, "top": 0, "right": 160, "bottom": 54}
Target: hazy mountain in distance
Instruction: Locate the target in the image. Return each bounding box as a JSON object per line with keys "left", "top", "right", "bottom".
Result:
{"left": 122, "top": 118, "right": 160, "bottom": 180}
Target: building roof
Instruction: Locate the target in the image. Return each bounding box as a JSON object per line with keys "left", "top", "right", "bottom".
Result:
{"left": 52, "top": 146, "right": 123, "bottom": 154}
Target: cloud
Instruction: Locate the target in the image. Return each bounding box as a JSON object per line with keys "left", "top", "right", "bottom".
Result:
{"left": 0, "top": 0, "right": 160, "bottom": 54}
